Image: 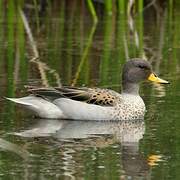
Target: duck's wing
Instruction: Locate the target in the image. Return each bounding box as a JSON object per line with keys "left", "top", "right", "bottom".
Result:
{"left": 27, "top": 86, "right": 120, "bottom": 106}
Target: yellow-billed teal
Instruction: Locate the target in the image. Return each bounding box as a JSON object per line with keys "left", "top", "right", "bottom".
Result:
{"left": 6, "top": 58, "right": 169, "bottom": 120}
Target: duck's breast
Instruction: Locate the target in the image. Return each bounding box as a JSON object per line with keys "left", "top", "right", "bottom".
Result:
{"left": 113, "top": 94, "right": 146, "bottom": 120}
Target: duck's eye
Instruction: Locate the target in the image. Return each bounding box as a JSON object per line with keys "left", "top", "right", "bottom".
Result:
{"left": 138, "top": 65, "right": 149, "bottom": 70}
{"left": 138, "top": 65, "right": 145, "bottom": 69}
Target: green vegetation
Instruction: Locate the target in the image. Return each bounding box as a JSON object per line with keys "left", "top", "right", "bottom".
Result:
{"left": 0, "top": 0, "right": 178, "bottom": 88}
{"left": 0, "top": 0, "right": 179, "bottom": 115}
{"left": 0, "top": 1, "right": 180, "bottom": 179}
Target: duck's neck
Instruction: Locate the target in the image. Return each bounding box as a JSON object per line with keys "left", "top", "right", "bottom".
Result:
{"left": 122, "top": 81, "right": 140, "bottom": 95}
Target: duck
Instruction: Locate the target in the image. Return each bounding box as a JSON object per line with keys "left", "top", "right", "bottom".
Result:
{"left": 6, "top": 58, "right": 169, "bottom": 121}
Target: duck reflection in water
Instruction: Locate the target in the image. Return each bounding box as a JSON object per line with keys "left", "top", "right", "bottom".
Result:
{"left": 13, "top": 118, "right": 153, "bottom": 179}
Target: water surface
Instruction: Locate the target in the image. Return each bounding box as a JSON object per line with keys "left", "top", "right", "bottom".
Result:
{"left": 0, "top": 1, "right": 180, "bottom": 180}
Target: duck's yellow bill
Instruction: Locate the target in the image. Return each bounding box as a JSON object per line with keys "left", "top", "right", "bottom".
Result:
{"left": 148, "top": 73, "right": 169, "bottom": 84}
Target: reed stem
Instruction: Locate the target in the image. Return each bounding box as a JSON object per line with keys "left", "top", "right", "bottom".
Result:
{"left": 138, "top": 0, "right": 143, "bottom": 13}
{"left": 87, "top": 0, "right": 98, "bottom": 24}
{"left": 117, "top": 0, "right": 125, "bottom": 14}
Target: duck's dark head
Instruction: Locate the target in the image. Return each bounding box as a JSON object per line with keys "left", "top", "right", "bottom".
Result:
{"left": 122, "top": 58, "right": 169, "bottom": 94}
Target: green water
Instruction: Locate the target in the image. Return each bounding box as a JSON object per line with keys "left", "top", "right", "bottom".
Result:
{"left": 0, "top": 1, "right": 179, "bottom": 179}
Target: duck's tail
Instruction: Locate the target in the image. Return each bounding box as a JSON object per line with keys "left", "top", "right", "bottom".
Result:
{"left": 6, "top": 96, "right": 64, "bottom": 119}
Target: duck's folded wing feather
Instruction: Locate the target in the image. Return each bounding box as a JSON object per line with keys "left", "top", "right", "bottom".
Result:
{"left": 27, "top": 86, "right": 119, "bottom": 106}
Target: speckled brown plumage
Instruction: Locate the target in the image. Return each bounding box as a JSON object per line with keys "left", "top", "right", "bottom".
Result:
{"left": 27, "top": 86, "right": 120, "bottom": 106}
